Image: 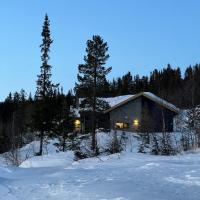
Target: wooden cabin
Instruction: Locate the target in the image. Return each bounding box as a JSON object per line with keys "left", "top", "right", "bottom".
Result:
{"left": 104, "top": 92, "right": 180, "bottom": 132}
{"left": 75, "top": 92, "right": 180, "bottom": 133}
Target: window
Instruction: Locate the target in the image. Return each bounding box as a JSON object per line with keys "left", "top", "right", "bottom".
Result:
{"left": 133, "top": 119, "right": 139, "bottom": 127}
{"left": 123, "top": 123, "right": 129, "bottom": 128}
{"left": 115, "top": 122, "right": 129, "bottom": 129}
{"left": 74, "top": 119, "right": 81, "bottom": 131}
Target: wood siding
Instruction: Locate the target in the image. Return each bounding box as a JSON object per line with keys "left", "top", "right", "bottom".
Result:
{"left": 109, "top": 96, "right": 176, "bottom": 132}
{"left": 110, "top": 97, "right": 142, "bottom": 132}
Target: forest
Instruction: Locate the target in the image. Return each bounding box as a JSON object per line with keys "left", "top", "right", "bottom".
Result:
{"left": 0, "top": 14, "right": 200, "bottom": 155}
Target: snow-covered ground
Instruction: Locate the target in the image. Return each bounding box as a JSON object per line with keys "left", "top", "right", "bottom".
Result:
{"left": 0, "top": 132, "right": 200, "bottom": 200}
{"left": 1, "top": 152, "right": 200, "bottom": 200}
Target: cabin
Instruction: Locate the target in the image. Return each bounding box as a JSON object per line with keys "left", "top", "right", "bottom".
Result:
{"left": 74, "top": 92, "right": 180, "bottom": 133}
{"left": 104, "top": 92, "right": 180, "bottom": 132}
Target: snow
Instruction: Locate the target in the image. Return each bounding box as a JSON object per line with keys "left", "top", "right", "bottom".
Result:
{"left": 78, "top": 95, "right": 134, "bottom": 109}
{"left": 0, "top": 133, "right": 200, "bottom": 200}
{"left": 104, "top": 92, "right": 180, "bottom": 113}
{"left": 96, "top": 130, "right": 141, "bottom": 153}
{"left": 143, "top": 92, "right": 180, "bottom": 113}
{"left": 78, "top": 92, "right": 180, "bottom": 114}
{"left": 20, "top": 151, "right": 74, "bottom": 168}
{"left": 103, "top": 95, "right": 134, "bottom": 107}
{"left": 1, "top": 152, "right": 200, "bottom": 199}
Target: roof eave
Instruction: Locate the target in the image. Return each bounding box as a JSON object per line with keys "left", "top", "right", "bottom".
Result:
{"left": 104, "top": 92, "right": 180, "bottom": 114}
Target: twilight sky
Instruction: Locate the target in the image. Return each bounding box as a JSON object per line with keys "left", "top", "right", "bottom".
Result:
{"left": 0, "top": 0, "right": 200, "bottom": 100}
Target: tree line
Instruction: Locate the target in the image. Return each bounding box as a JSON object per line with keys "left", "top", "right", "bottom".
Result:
{"left": 0, "top": 14, "right": 199, "bottom": 156}
{"left": 77, "top": 64, "right": 200, "bottom": 108}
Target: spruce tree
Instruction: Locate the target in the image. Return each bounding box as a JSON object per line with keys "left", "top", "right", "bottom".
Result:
{"left": 121, "top": 71, "right": 133, "bottom": 94}
{"left": 76, "top": 35, "right": 111, "bottom": 153}
{"left": 54, "top": 91, "right": 75, "bottom": 152}
{"left": 36, "top": 14, "right": 55, "bottom": 99}
{"left": 32, "top": 14, "right": 58, "bottom": 155}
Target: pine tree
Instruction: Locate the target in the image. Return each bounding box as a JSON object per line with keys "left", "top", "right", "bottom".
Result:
{"left": 97, "top": 76, "right": 110, "bottom": 97}
{"left": 5, "top": 92, "right": 13, "bottom": 102}
{"left": 121, "top": 72, "right": 133, "bottom": 94}
{"left": 19, "top": 89, "right": 26, "bottom": 102}
{"left": 54, "top": 91, "right": 75, "bottom": 152}
{"left": 76, "top": 35, "right": 111, "bottom": 153}
{"left": 32, "top": 14, "right": 58, "bottom": 155}
{"left": 36, "top": 14, "right": 56, "bottom": 99}
{"left": 28, "top": 93, "right": 33, "bottom": 102}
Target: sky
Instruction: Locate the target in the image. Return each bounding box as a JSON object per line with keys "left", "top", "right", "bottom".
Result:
{"left": 0, "top": 0, "right": 200, "bottom": 100}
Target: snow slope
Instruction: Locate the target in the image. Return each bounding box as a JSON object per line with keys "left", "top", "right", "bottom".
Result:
{"left": 0, "top": 131, "right": 200, "bottom": 200}
{"left": 0, "top": 150, "right": 200, "bottom": 199}
{"left": 20, "top": 151, "right": 74, "bottom": 168}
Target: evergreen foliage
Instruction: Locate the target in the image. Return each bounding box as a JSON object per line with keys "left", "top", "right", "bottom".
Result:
{"left": 53, "top": 91, "right": 75, "bottom": 152}
{"left": 1, "top": 15, "right": 200, "bottom": 156}
{"left": 32, "top": 14, "right": 59, "bottom": 155}
{"left": 75, "top": 35, "right": 112, "bottom": 152}
{"left": 101, "top": 64, "right": 200, "bottom": 108}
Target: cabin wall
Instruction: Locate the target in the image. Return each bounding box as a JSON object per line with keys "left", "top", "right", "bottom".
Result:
{"left": 109, "top": 97, "right": 142, "bottom": 132}
{"left": 141, "top": 96, "right": 176, "bottom": 132}
{"left": 109, "top": 96, "right": 177, "bottom": 133}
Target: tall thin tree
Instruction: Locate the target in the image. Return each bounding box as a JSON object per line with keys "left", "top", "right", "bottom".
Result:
{"left": 36, "top": 14, "right": 54, "bottom": 99}
{"left": 76, "top": 35, "right": 111, "bottom": 152}
{"left": 33, "top": 14, "right": 58, "bottom": 155}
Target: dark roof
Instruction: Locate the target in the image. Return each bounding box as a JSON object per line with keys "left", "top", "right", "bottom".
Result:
{"left": 104, "top": 92, "right": 180, "bottom": 114}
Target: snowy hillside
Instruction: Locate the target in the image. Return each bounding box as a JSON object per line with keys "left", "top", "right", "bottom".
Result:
{"left": 0, "top": 132, "right": 200, "bottom": 200}
{"left": 1, "top": 150, "right": 200, "bottom": 199}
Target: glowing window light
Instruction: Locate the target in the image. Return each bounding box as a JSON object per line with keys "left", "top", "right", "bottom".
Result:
{"left": 74, "top": 119, "right": 81, "bottom": 128}
{"left": 115, "top": 122, "right": 129, "bottom": 129}
{"left": 115, "top": 122, "right": 124, "bottom": 129}
{"left": 133, "top": 119, "right": 139, "bottom": 126}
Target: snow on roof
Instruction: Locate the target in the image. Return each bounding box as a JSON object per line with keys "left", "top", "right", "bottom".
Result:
{"left": 76, "top": 92, "right": 180, "bottom": 115}
{"left": 143, "top": 92, "right": 179, "bottom": 113}
{"left": 105, "top": 92, "right": 180, "bottom": 114}
{"left": 78, "top": 95, "right": 134, "bottom": 110}
{"left": 102, "top": 95, "right": 134, "bottom": 107}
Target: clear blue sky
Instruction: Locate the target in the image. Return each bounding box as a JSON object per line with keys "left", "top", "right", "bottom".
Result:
{"left": 0, "top": 0, "right": 200, "bottom": 100}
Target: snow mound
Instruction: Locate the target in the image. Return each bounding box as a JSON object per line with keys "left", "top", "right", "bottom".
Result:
{"left": 97, "top": 130, "right": 140, "bottom": 153}
{"left": 17, "top": 139, "right": 59, "bottom": 162}
{"left": 20, "top": 151, "right": 74, "bottom": 168}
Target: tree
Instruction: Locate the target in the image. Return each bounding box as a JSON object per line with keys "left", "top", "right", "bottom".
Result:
{"left": 76, "top": 35, "right": 111, "bottom": 153}
{"left": 35, "top": 14, "right": 56, "bottom": 99}
{"left": 54, "top": 91, "right": 75, "bottom": 152}
{"left": 121, "top": 72, "right": 133, "bottom": 95}
{"left": 32, "top": 14, "right": 58, "bottom": 155}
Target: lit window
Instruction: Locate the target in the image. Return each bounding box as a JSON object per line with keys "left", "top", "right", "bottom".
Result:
{"left": 133, "top": 119, "right": 139, "bottom": 127}
{"left": 115, "top": 122, "right": 123, "bottom": 129}
{"left": 74, "top": 119, "right": 81, "bottom": 130}
{"left": 115, "top": 122, "right": 129, "bottom": 129}
{"left": 123, "top": 123, "right": 129, "bottom": 128}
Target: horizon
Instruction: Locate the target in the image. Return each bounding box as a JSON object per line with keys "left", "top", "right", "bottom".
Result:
{"left": 1, "top": 0, "right": 200, "bottom": 100}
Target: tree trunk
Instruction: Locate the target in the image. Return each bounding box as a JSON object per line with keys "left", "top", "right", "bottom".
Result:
{"left": 39, "top": 130, "right": 44, "bottom": 155}
{"left": 62, "top": 133, "right": 66, "bottom": 152}
{"left": 92, "top": 66, "right": 97, "bottom": 152}
{"left": 91, "top": 110, "right": 96, "bottom": 151}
